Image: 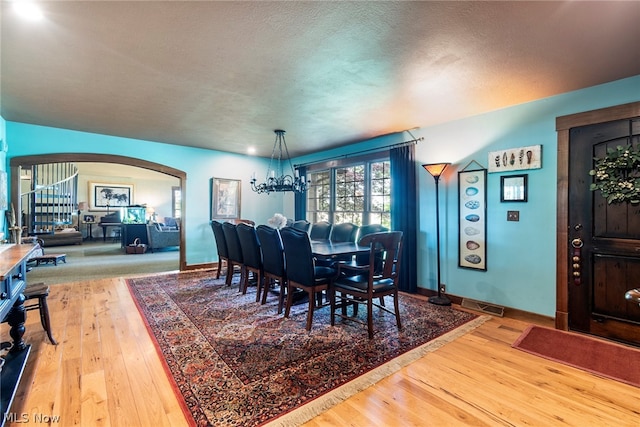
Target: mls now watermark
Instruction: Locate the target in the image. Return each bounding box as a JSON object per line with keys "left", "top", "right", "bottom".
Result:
{"left": 3, "top": 413, "right": 61, "bottom": 423}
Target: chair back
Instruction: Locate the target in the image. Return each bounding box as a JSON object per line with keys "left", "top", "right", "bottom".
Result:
{"left": 310, "top": 221, "right": 332, "bottom": 241}
{"left": 358, "top": 224, "right": 389, "bottom": 240}
{"left": 222, "top": 222, "right": 243, "bottom": 263}
{"left": 256, "top": 225, "right": 285, "bottom": 278}
{"left": 236, "top": 223, "right": 261, "bottom": 269}
{"left": 210, "top": 220, "right": 229, "bottom": 258}
{"left": 280, "top": 226, "right": 315, "bottom": 286}
{"left": 356, "top": 224, "right": 389, "bottom": 265}
{"left": 292, "top": 220, "right": 311, "bottom": 233}
{"left": 330, "top": 222, "right": 359, "bottom": 243}
{"left": 359, "top": 231, "right": 403, "bottom": 282}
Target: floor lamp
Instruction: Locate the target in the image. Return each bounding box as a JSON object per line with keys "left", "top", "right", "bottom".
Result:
{"left": 422, "top": 162, "right": 452, "bottom": 306}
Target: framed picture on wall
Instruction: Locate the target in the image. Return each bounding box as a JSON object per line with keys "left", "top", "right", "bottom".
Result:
{"left": 500, "top": 174, "right": 528, "bottom": 202}
{"left": 89, "top": 182, "right": 134, "bottom": 210}
{"left": 458, "top": 167, "right": 487, "bottom": 271}
{"left": 210, "top": 178, "right": 241, "bottom": 220}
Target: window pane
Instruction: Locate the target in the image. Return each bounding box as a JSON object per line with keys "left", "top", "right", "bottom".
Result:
{"left": 307, "top": 159, "right": 390, "bottom": 229}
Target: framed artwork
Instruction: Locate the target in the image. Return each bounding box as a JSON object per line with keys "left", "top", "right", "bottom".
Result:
{"left": 458, "top": 167, "right": 487, "bottom": 271}
{"left": 501, "top": 174, "right": 528, "bottom": 202}
{"left": 83, "top": 215, "right": 96, "bottom": 223}
{"left": 488, "top": 144, "right": 542, "bottom": 173}
{"left": 89, "top": 182, "right": 133, "bottom": 210}
{"left": 211, "top": 178, "right": 241, "bottom": 220}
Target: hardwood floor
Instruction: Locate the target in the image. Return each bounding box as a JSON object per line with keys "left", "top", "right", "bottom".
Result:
{"left": 4, "top": 277, "right": 638, "bottom": 426}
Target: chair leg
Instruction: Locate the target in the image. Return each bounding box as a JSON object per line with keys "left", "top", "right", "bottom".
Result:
{"left": 277, "top": 280, "right": 286, "bottom": 314}
{"left": 367, "top": 298, "right": 374, "bottom": 339}
{"left": 225, "top": 261, "right": 234, "bottom": 286}
{"left": 306, "top": 290, "right": 315, "bottom": 331}
{"left": 216, "top": 259, "right": 223, "bottom": 279}
{"left": 284, "top": 284, "right": 295, "bottom": 318}
{"left": 329, "top": 287, "right": 335, "bottom": 326}
{"left": 38, "top": 296, "right": 57, "bottom": 345}
{"left": 261, "top": 277, "right": 271, "bottom": 305}
{"left": 255, "top": 273, "right": 263, "bottom": 302}
{"left": 393, "top": 292, "right": 402, "bottom": 330}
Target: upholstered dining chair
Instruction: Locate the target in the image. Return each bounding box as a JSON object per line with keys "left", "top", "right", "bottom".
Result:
{"left": 310, "top": 221, "right": 332, "bottom": 241}
{"left": 236, "top": 223, "right": 264, "bottom": 300}
{"left": 330, "top": 231, "right": 404, "bottom": 339}
{"left": 330, "top": 222, "right": 359, "bottom": 243}
{"left": 280, "top": 226, "right": 337, "bottom": 331}
{"left": 210, "top": 220, "right": 230, "bottom": 282}
{"left": 292, "top": 219, "right": 311, "bottom": 233}
{"left": 355, "top": 224, "right": 389, "bottom": 267}
{"left": 222, "top": 222, "right": 245, "bottom": 288}
{"left": 256, "top": 225, "right": 287, "bottom": 312}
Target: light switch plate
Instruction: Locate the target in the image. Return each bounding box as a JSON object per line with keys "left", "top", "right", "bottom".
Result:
{"left": 507, "top": 210, "right": 520, "bottom": 221}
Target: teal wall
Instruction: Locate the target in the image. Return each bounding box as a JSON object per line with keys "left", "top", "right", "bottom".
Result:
{"left": 4, "top": 75, "right": 639, "bottom": 316}
{"left": 4, "top": 124, "right": 285, "bottom": 264}
{"left": 294, "top": 75, "right": 640, "bottom": 317}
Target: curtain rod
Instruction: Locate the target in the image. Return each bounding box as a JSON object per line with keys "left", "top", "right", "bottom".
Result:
{"left": 295, "top": 136, "right": 423, "bottom": 168}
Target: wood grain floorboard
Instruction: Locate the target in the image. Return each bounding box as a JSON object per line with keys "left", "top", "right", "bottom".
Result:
{"left": 2, "top": 277, "right": 637, "bottom": 426}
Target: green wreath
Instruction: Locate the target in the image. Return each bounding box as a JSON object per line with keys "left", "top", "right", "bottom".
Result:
{"left": 589, "top": 145, "right": 640, "bottom": 204}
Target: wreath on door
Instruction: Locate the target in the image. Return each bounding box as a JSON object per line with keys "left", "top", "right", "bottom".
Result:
{"left": 589, "top": 145, "right": 640, "bottom": 204}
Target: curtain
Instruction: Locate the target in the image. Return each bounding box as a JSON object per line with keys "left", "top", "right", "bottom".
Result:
{"left": 294, "top": 166, "right": 307, "bottom": 220}
{"left": 390, "top": 144, "right": 417, "bottom": 293}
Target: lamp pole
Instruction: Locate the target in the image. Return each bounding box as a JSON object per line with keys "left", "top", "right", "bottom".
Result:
{"left": 422, "top": 163, "right": 452, "bottom": 306}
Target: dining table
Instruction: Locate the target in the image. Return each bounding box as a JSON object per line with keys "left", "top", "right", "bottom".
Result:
{"left": 310, "top": 240, "right": 370, "bottom": 258}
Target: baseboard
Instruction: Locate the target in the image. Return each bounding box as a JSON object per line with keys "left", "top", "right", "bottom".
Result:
{"left": 416, "top": 287, "right": 554, "bottom": 326}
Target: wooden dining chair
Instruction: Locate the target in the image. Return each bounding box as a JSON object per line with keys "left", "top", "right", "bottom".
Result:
{"left": 210, "top": 220, "right": 230, "bottom": 282}
{"left": 330, "top": 231, "right": 404, "bottom": 339}
{"left": 222, "top": 222, "right": 245, "bottom": 288}
{"left": 256, "top": 225, "right": 287, "bottom": 312}
{"left": 280, "top": 226, "right": 337, "bottom": 331}
{"left": 236, "top": 223, "right": 264, "bottom": 299}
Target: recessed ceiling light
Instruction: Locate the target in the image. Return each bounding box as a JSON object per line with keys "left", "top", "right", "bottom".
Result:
{"left": 247, "top": 147, "right": 256, "bottom": 155}
{"left": 13, "top": 1, "right": 44, "bottom": 22}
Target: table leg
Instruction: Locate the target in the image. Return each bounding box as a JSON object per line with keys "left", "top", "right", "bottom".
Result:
{"left": 7, "top": 293, "right": 27, "bottom": 353}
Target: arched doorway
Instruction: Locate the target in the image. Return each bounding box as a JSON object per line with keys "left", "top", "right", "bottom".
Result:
{"left": 9, "top": 153, "right": 187, "bottom": 270}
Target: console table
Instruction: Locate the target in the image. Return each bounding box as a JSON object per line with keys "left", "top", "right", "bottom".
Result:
{"left": 0, "top": 244, "right": 37, "bottom": 426}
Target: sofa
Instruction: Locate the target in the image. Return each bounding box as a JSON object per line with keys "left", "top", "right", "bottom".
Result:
{"left": 33, "top": 228, "right": 83, "bottom": 247}
{"left": 146, "top": 224, "right": 180, "bottom": 252}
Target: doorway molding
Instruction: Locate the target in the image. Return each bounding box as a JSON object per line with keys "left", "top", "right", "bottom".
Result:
{"left": 9, "top": 153, "right": 188, "bottom": 270}
{"left": 555, "top": 101, "right": 640, "bottom": 330}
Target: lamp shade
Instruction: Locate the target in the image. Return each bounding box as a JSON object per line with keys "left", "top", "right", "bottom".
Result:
{"left": 422, "top": 163, "right": 451, "bottom": 178}
{"left": 78, "top": 201, "right": 88, "bottom": 211}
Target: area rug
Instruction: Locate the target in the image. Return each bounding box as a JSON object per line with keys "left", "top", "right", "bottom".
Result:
{"left": 513, "top": 325, "right": 640, "bottom": 387}
{"left": 126, "top": 271, "right": 487, "bottom": 426}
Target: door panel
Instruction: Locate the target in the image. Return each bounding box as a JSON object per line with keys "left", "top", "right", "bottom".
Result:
{"left": 568, "top": 118, "right": 640, "bottom": 345}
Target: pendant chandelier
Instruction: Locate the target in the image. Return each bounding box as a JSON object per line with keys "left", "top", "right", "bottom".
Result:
{"left": 250, "top": 129, "right": 309, "bottom": 194}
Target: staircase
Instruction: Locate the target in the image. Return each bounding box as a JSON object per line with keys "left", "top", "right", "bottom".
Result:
{"left": 21, "top": 163, "right": 79, "bottom": 235}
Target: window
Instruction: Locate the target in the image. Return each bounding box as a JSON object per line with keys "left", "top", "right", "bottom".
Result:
{"left": 172, "top": 186, "right": 181, "bottom": 218}
{"left": 306, "top": 157, "right": 391, "bottom": 228}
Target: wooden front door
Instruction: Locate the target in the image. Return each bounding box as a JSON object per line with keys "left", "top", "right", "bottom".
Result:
{"left": 566, "top": 117, "right": 640, "bottom": 345}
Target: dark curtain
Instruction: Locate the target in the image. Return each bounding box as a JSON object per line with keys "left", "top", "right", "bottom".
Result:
{"left": 390, "top": 144, "right": 418, "bottom": 293}
{"left": 294, "top": 166, "right": 307, "bottom": 220}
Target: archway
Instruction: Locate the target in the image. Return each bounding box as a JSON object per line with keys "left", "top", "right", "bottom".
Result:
{"left": 10, "top": 153, "right": 187, "bottom": 270}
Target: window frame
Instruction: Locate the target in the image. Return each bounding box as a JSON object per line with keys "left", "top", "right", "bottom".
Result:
{"left": 305, "top": 151, "right": 391, "bottom": 227}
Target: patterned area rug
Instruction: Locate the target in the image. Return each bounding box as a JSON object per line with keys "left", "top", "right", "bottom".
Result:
{"left": 126, "top": 271, "right": 485, "bottom": 426}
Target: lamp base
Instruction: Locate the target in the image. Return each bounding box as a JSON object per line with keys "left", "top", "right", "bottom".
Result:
{"left": 429, "top": 295, "right": 452, "bottom": 306}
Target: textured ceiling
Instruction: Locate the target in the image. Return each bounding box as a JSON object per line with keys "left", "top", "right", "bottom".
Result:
{"left": 2, "top": 1, "right": 639, "bottom": 157}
